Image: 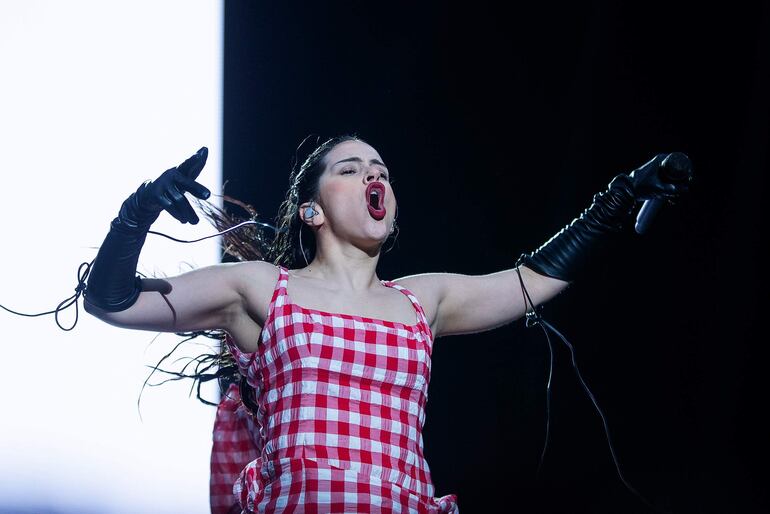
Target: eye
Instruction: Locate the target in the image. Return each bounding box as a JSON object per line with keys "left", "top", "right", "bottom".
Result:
{"left": 341, "top": 169, "right": 355, "bottom": 175}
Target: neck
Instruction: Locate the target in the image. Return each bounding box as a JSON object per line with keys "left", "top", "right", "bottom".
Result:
{"left": 300, "top": 243, "right": 382, "bottom": 292}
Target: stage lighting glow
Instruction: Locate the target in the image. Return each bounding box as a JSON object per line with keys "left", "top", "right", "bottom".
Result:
{"left": 0, "top": 2, "right": 223, "bottom": 513}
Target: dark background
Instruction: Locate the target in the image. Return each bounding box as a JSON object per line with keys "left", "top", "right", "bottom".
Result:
{"left": 222, "top": 2, "right": 767, "bottom": 513}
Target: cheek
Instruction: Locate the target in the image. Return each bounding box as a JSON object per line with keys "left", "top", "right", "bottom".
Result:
{"left": 324, "top": 181, "right": 349, "bottom": 196}
{"left": 320, "top": 181, "right": 359, "bottom": 214}
{"left": 388, "top": 188, "right": 397, "bottom": 209}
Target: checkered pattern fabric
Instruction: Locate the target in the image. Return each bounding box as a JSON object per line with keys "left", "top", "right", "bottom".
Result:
{"left": 211, "top": 383, "right": 263, "bottom": 514}
{"left": 222, "top": 265, "right": 458, "bottom": 513}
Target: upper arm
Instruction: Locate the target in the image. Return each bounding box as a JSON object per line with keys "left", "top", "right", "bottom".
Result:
{"left": 84, "top": 260, "right": 267, "bottom": 334}
{"left": 396, "top": 266, "right": 569, "bottom": 339}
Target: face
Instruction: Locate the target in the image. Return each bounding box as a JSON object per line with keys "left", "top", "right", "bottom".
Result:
{"left": 308, "top": 140, "right": 397, "bottom": 248}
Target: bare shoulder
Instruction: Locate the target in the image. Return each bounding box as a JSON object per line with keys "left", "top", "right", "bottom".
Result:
{"left": 235, "top": 260, "right": 281, "bottom": 325}
{"left": 235, "top": 258, "right": 281, "bottom": 282}
{"left": 390, "top": 272, "right": 447, "bottom": 331}
{"left": 237, "top": 261, "right": 279, "bottom": 303}
{"left": 222, "top": 260, "right": 281, "bottom": 353}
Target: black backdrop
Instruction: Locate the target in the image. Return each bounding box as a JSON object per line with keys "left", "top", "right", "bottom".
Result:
{"left": 222, "top": 2, "right": 767, "bottom": 513}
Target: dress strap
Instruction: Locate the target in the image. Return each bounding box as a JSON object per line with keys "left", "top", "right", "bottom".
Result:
{"left": 225, "top": 264, "right": 287, "bottom": 367}
{"left": 264, "top": 265, "right": 289, "bottom": 330}
{"left": 274, "top": 265, "right": 289, "bottom": 300}
{"left": 382, "top": 280, "right": 434, "bottom": 346}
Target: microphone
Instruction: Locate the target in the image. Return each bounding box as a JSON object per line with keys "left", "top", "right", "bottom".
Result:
{"left": 634, "top": 152, "right": 691, "bottom": 234}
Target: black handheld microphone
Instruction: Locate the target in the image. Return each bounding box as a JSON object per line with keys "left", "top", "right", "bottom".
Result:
{"left": 634, "top": 152, "right": 691, "bottom": 234}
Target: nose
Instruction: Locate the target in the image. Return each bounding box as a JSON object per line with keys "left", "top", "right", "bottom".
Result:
{"left": 364, "top": 168, "right": 386, "bottom": 183}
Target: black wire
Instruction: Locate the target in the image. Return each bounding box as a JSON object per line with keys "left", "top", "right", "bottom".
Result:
{"left": 514, "top": 266, "right": 668, "bottom": 514}
{"left": 0, "top": 260, "right": 93, "bottom": 331}
{"left": 535, "top": 322, "right": 554, "bottom": 477}
{"left": 147, "top": 219, "right": 285, "bottom": 244}
{"left": 0, "top": 220, "right": 281, "bottom": 331}
{"left": 515, "top": 267, "right": 555, "bottom": 475}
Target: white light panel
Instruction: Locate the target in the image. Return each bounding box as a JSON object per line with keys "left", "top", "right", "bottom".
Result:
{"left": 0, "top": 2, "right": 224, "bottom": 512}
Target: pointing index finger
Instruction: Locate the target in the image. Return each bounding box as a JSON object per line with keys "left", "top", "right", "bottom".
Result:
{"left": 176, "top": 146, "right": 209, "bottom": 181}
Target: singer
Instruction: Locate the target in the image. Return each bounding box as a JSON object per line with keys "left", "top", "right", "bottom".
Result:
{"left": 82, "top": 136, "right": 691, "bottom": 514}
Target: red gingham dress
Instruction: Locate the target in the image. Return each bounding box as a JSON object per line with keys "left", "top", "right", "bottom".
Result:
{"left": 219, "top": 265, "right": 459, "bottom": 513}
{"left": 210, "top": 382, "right": 262, "bottom": 514}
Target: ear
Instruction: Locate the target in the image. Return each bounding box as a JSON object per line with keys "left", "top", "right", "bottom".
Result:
{"left": 298, "top": 201, "right": 324, "bottom": 228}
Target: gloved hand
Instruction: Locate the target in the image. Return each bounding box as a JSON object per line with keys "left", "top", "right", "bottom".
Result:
{"left": 627, "top": 152, "right": 692, "bottom": 202}
{"left": 115, "top": 147, "right": 211, "bottom": 230}
{"left": 84, "top": 147, "right": 211, "bottom": 312}
{"left": 517, "top": 152, "right": 693, "bottom": 282}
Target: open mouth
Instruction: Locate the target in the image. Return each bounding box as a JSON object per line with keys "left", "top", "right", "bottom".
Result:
{"left": 366, "top": 182, "right": 386, "bottom": 220}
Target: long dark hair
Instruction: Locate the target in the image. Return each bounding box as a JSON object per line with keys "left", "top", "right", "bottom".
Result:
{"left": 143, "top": 135, "right": 399, "bottom": 410}
{"left": 194, "top": 134, "right": 367, "bottom": 267}
{"left": 270, "top": 134, "right": 363, "bottom": 266}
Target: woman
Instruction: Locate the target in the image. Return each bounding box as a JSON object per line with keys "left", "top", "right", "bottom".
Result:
{"left": 83, "top": 136, "right": 690, "bottom": 513}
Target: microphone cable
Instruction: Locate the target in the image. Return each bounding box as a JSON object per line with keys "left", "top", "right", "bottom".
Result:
{"left": 515, "top": 266, "right": 670, "bottom": 514}
{"left": 0, "top": 220, "right": 282, "bottom": 331}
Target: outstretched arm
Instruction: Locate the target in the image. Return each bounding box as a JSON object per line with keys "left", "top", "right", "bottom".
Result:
{"left": 85, "top": 260, "right": 252, "bottom": 334}
{"left": 83, "top": 147, "right": 232, "bottom": 333}
{"left": 397, "top": 153, "right": 692, "bottom": 339}
{"left": 396, "top": 266, "right": 567, "bottom": 337}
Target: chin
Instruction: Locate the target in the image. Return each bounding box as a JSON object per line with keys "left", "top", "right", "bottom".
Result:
{"left": 358, "top": 220, "right": 390, "bottom": 244}
{"left": 368, "top": 225, "right": 391, "bottom": 241}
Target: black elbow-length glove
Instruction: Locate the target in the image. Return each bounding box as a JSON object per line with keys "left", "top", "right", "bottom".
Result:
{"left": 84, "top": 147, "right": 211, "bottom": 312}
{"left": 517, "top": 152, "right": 693, "bottom": 282}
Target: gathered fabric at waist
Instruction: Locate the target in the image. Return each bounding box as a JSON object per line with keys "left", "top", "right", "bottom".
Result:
{"left": 276, "top": 444, "right": 429, "bottom": 495}
{"left": 235, "top": 446, "right": 458, "bottom": 514}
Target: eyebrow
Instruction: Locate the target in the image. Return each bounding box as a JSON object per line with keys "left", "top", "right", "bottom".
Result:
{"left": 332, "top": 157, "right": 388, "bottom": 169}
